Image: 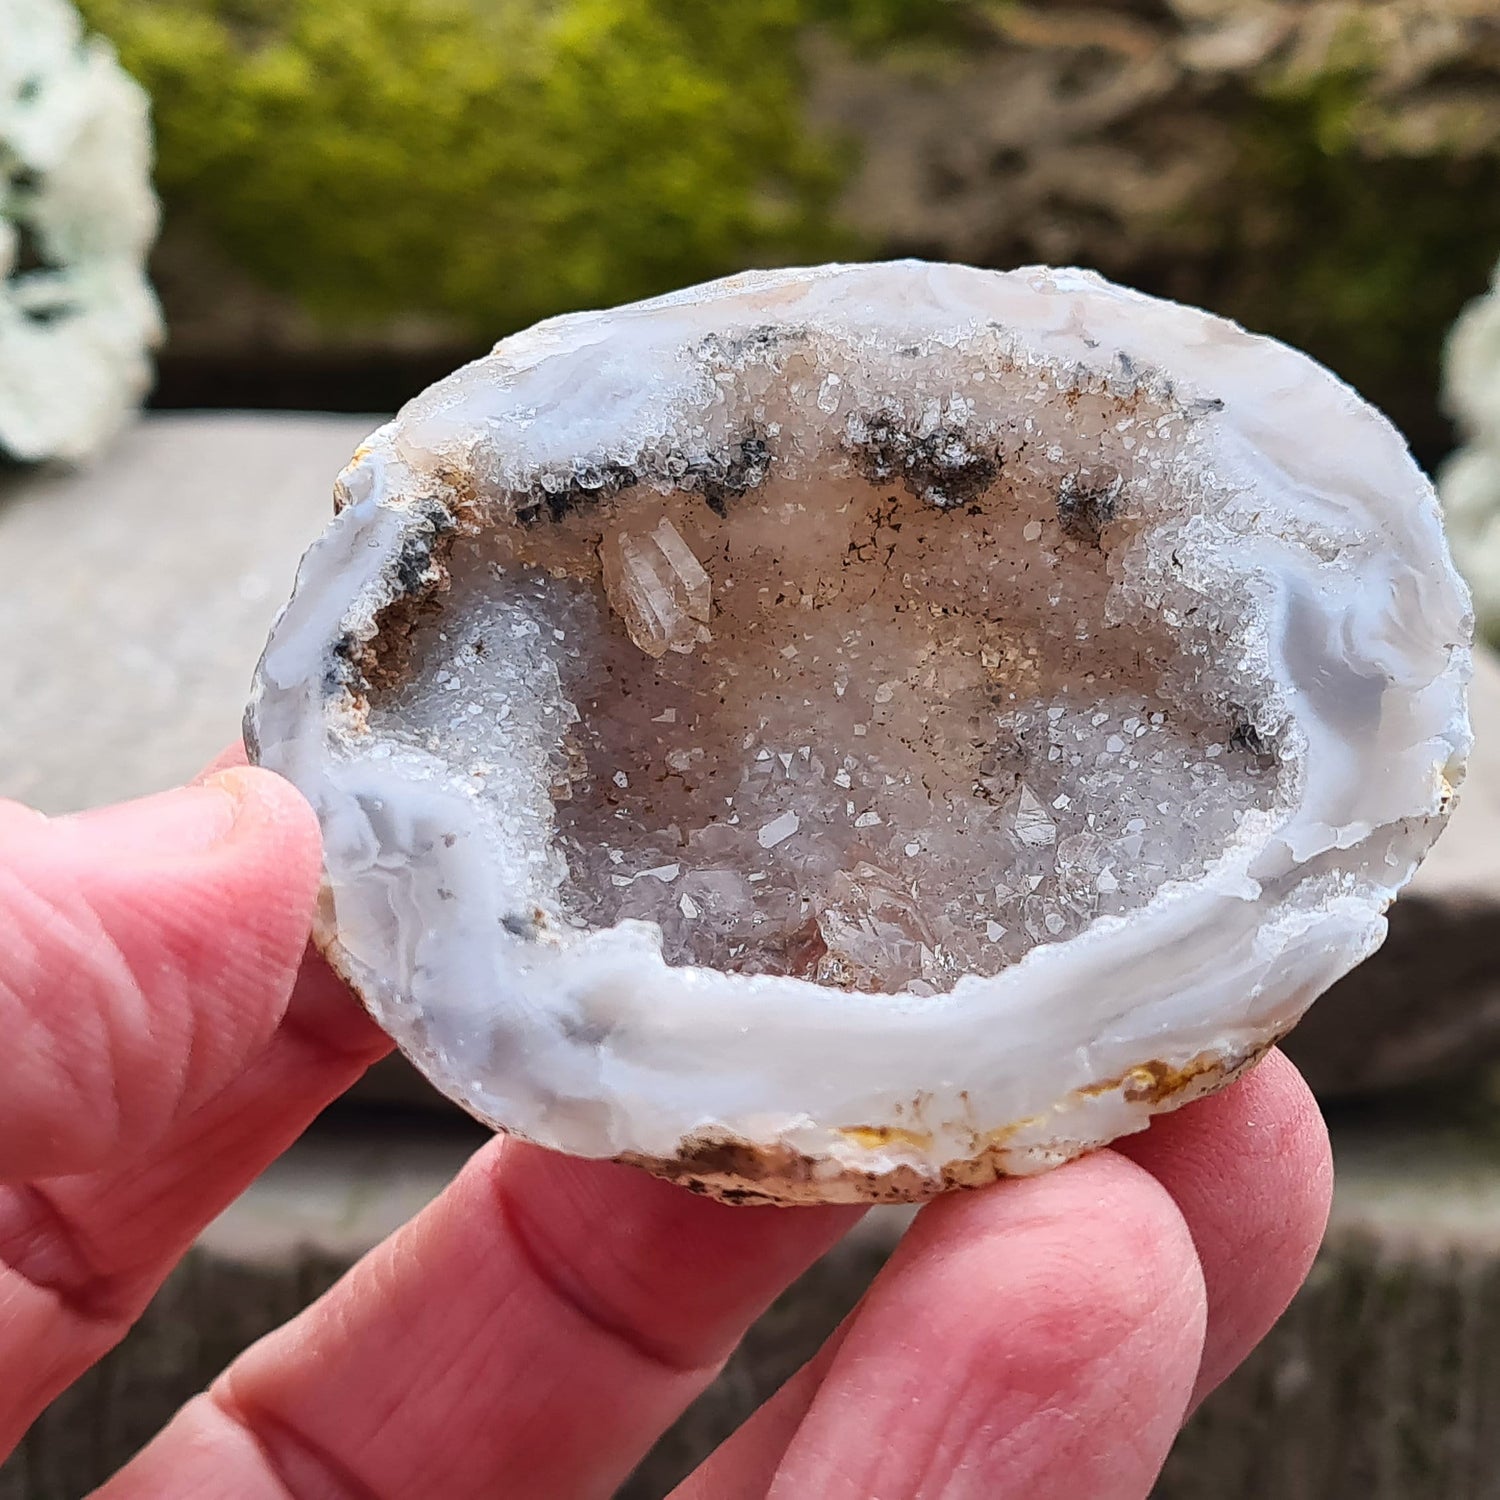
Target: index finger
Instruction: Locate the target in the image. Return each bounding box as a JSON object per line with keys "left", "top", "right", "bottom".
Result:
{"left": 0, "top": 765, "right": 398, "bottom": 1458}
{"left": 676, "top": 1048, "right": 1331, "bottom": 1497}
{"left": 0, "top": 768, "right": 318, "bottom": 1180}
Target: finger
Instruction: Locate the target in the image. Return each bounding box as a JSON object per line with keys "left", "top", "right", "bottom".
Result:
{"left": 0, "top": 768, "right": 320, "bottom": 1179}
{"left": 0, "top": 767, "right": 393, "bottom": 1452}
{"left": 102, "top": 1147, "right": 863, "bottom": 1500}
{"left": 0, "top": 801, "right": 46, "bottom": 839}
{"left": 680, "top": 1053, "right": 1331, "bottom": 1496}
{"left": 1111, "top": 1048, "right": 1332, "bottom": 1406}
{"left": 0, "top": 950, "right": 390, "bottom": 1456}
{"left": 683, "top": 1151, "right": 1205, "bottom": 1500}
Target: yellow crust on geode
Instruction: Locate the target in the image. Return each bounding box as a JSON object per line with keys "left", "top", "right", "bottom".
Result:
{"left": 614, "top": 1037, "right": 1281, "bottom": 1206}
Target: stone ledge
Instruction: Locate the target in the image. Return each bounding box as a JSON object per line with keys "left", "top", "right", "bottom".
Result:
{"left": 0, "top": 412, "right": 377, "bottom": 814}
{"left": 8, "top": 1108, "right": 1500, "bottom": 1499}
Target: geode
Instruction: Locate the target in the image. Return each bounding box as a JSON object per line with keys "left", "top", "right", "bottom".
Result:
{"left": 248, "top": 262, "right": 1473, "bottom": 1204}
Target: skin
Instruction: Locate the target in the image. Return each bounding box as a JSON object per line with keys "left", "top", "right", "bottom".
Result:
{"left": 0, "top": 757, "right": 1332, "bottom": 1499}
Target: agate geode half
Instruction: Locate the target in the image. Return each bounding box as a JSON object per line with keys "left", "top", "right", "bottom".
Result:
{"left": 247, "top": 262, "right": 1473, "bottom": 1203}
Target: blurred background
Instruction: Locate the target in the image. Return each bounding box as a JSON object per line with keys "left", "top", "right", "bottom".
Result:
{"left": 3, "top": 2, "right": 1500, "bottom": 1497}
{"left": 83, "top": 0, "right": 1500, "bottom": 462}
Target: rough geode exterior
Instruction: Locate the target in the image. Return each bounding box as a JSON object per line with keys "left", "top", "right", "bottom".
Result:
{"left": 248, "top": 262, "right": 1472, "bottom": 1203}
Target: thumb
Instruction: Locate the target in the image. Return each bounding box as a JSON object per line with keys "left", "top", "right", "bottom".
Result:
{"left": 0, "top": 767, "right": 323, "bottom": 1181}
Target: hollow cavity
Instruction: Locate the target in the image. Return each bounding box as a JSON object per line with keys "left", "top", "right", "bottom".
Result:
{"left": 369, "top": 451, "right": 1284, "bottom": 994}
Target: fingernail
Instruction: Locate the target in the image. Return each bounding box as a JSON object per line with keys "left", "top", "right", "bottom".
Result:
{"left": 63, "top": 779, "right": 244, "bottom": 857}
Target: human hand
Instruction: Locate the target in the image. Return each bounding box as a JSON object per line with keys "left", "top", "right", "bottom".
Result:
{"left": 1, "top": 763, "right": 1331, "bottom": 1499}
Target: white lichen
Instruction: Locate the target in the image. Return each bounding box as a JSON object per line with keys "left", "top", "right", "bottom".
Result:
{"left": 1440, "top": 260, "right": 1500, "bottom": 644}
{"left": 0, "top": 0, "right": 161, "bottom": 462}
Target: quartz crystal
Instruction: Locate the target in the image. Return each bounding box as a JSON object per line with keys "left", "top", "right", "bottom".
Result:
{"left": 0, "top": 0, "right": 160, "bottom": 462}
{"left": 248, "top": 262, "right": 1473, "bottom": 1203}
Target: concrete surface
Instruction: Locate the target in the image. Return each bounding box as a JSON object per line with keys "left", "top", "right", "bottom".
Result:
{"left": 0, "top": 412, "right": 375, "bottom": 812}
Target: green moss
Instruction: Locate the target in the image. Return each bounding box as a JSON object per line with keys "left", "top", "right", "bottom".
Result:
{"left": 805, "top": 0, "right": 986, "bottom": 51}
{"left": 80, "top": 0, "right": 860, "bottom": 335}
{"left": 74, "top": 0, "right": 1500, "bottom": 462}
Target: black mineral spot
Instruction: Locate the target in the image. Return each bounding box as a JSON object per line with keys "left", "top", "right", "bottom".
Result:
{"left": 320, "top": 632, "right": 360, "bottom": 695}
{"left": 1055, "top": 474, "right": 1121, "bottom": 548}
{"left": 501, "top": 911, "right": 540, "bottom": 938}
{"left": 515, "top": 461, "right": 642, "bottom": 525}
{"left": 7, "top": 165, "right": 40, "bottom": 198}
{"left": 679, "top": 431, "right": 773, "bottom": 514}
{"left": 696, "top": 323, "right": 808, "bottom": 366}
{"left": 393, "top": 537, "right": 434, "bottom": 594}
{"left": 389, "top": 501, "right": 457, "bottom": 593}
{"left": 1228, "top": 715, "right": 1269, "bottom": 757}
{"left": 849, "top": 410, "right": 999, "bottom": 511}
{"left": 19, "top": 302, "right": 73, "bottom": 326}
